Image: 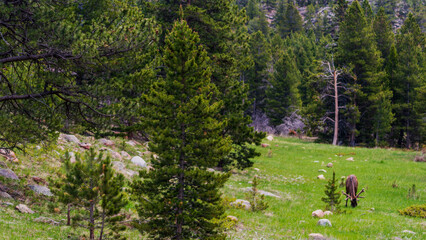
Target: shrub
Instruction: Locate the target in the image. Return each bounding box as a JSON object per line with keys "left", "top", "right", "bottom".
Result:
{"left": 399, "top": 204, "right": 426, "bottom": 218}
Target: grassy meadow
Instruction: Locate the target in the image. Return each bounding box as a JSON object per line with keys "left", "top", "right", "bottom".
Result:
{"left": 0, "top": 136, "right": 425, "bottom": 239}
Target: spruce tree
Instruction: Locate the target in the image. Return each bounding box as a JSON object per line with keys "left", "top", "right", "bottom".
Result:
{"left": 266, "top": 51, "right": 302, "bottom": 126}
{"left": 53, "top": 150, "right": 127, "bottom": 240}
{"left": 131, "top": 19, "right": 232, "bottom": 239}
{"left": 321, "top": 171, "right": 342, "bottom": 212}
{"left": 144, "top": 0, "right": 265, "bottom": 171}
{"left": 246, "top": 31, "right": 271, "bottom": 116}
{"left": 337, "top": 0, "right": 388, "bottom": 146}
{"left": 361, "top": 0, "right": 374, "bottom": 23}
{"left": 391, "top": 13, "right": 426, "bottom": 148}
{"left": 334, "top": 0, "right": 349, "bottom": 25}
{"left": 280, "top": 2, "right": 304, "bottom": 37}
{"left": 373, "top": 7, "right": 395, "bottom": 61}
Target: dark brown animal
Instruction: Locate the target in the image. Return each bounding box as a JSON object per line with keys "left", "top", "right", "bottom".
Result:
{"left": 342, "top": 175, "right": 365, "bottom": 207}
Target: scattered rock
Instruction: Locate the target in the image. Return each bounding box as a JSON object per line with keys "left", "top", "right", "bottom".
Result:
{"left": 2, "top": 202, "right": 13, "bottom": 206}
{"left": 99, "top": 138, "right": 114, "bottom": 147}
{"left": 266, "top": 135, "right": 274, "bottom": 141}
{"left": 120, "top": 151, "right": 131, "bottom": 160}
{"left": 369, "top": 208, "right": 375, "bottom": 212}
{"left": 126, "top": 140, "right": 137, "bottom": 146}
{"left": 312, "top": 210, "right": 324, "bottom": 218}
{"left": 112, "top": 161, "right": 138, "bottom": 178}
{"left": 324, "top": 211, "right": 333, "bottom": 216}
{"left": 0, "top": 168, "right": 19, "bottom": 180}
{"left": 261, "top": 143, "right": 270, "bottom": 148}
{"left": 16, "top": 204, "right": 34, "bottom": 214}
{"left": 314, "top": 161, "right": 319, "bottom": 163}
{"left": 0, "top": 191, "right": 12, "bottom": 199}
{"left": 392, "top": 237, "right": 403, "bottom": 240}
{"left": 78, "top": 143, "right": 91, "bottom": 150}
{"left": 253, "top": 168, "right": 260, "bottom": 171}
{"left": 414, "top": 155, "right": 425, "bottom": 162}
{"left": 0, "top": 161, "right": 7, "bottom": 168}
{"left": 265, "top": 212, "right": 274, "bottom": 217}
{"left": 34, "top": 216, "right": 60, "bottom": 226}
{"left": 309, "top": 233, "right": 325, "bottom": 240}
{"left": 242, "top": 187, "right": 281, "bottom": 198}
{"left": 111, "top": 151, "right": 122, "bottom": 160}
{"left": 68, "top": 152, "right": 76, "bottom": 163}
{"left": 317, "top": 219, "right": 332, "bottom": 227}
{"left": 402, "top": 230, "right": 416, "bottom": 234}
{"left": 28, "top": 185, "right": 53, "bottom": 197}
{"left": 207, "top": 168, "right": 216, "bottom": 172}
{"left": 230, "top": 199, "right": 251, "bottom": 210}
{"left": 226, "top": 215, "right": 238, "bottom": 222}
{"left": 326, "top": 163, "right": 333, "bottom": 168}
{"left": 62, "top": 134, "right": 80, "bottom": 144}
{"left": 346, "top": 157, "right": 354, "bottom": 161}
{"left": 318, "top": 169, "right": 327, "bottom": 173}
{"left": 0, "top": 149, "right": 17, "bottom": 161}
{"left": 131, "top": 156, "right": 147, "bottom": 168}
{"left": 317, "top": 175, "right": 325, "bottom": 180}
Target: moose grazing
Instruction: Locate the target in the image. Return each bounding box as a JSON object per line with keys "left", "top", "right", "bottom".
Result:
{"left": 342, "top": 175, "right": 365, "bottom": 207}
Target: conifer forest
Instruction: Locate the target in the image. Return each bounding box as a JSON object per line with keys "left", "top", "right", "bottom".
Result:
{"left": 0, "top": 0, "right": 425, "bottom": 239}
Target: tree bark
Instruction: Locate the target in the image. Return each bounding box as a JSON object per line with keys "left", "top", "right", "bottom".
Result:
{"left": 67, "top": 204, "right": 71, "bottom": 226}
{"left": 332, "top": 70, "right": 339, "bottom": 146}
{"left": 89, "top": 202, "right": 95, "bottom": 240}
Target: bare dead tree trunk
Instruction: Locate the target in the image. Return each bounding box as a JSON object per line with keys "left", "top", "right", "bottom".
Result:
{"left": 332, "top": 70, "right": 339, "bottom": 146}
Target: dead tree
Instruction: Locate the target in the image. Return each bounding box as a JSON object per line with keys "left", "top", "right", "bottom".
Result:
{"left": 320, "top": 59, "right": 353, "bottom": 145}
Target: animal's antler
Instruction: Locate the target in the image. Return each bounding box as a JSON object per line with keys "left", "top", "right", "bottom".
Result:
{"left": 356, "top": 188, "right": 365, "bottom": 198}
{"left": 342, "top": 191, "right": 350, "bottom": 200}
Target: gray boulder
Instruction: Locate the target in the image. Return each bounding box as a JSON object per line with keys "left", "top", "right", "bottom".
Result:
{"left": 16, "top": 204, "right": 34, "bottom": 214}
{"left": 309, "top": 233, "right": 326, "bottom": 240}
{"left": 131, "top": 156, "right": 147, "bottom": 168}
{"left": 62, "top": 134, "right": 80, "bottom": 144}
{"left": 28, "top": 185, "right": 53, "bottom": 197}
{"left": 0, "top": 168, "right": 19, "bottom": 180}
{"left": 230, "top": 199, "right": 251, "bottom": 210}
{"left": 99, "top": 138, "right": 114, "bottom": 147}
{"left": 34, "top": 216, "right": 60, "bottom": 226}
{"left": 0, "top": 191, "right": 12, "bottom": 199}
{"left": 112, "top": 161, "right": 138, "bottom": 178}
{"left": 317, "top": 219, "right": 332, "bottom": 227}
{"left": 120, "top": 151, "right": 131, "bottom": 160}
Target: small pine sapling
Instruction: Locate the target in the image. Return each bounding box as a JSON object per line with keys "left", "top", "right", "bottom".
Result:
{"left": 52, "top": 149, "right": 128, "bottom": 240}
{"left": 322, "top": 171, "right": 342, "bottom": 213}
{"left": 407, "top": 184, "right": 418, "bottom": 199}
{"left": 246, "top": 175, "right": 269, "bottom": 211}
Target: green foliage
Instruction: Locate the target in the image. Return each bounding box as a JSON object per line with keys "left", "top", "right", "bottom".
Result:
{"left": 52, "top": 149, "right": 128, "bottom": 240}
{"left": 131, "top": 20, "right": 232, "bottom": 239}
{"left": 407, "top": 184, "right": 419, "bottom": 199}
{"left": 321, "top": 171, "right": 342, "bottom": 212}
{"left": 276, "top": 2, "right": 303, "bottom": 37}
{"left": 399, "top": 204, "right": 426, "bottom": 218}
{"left": 245, "top": 175, "right": 269, "bottom": 212}
{"left": 266, "top": 51, "right": 302, "bottom": 126}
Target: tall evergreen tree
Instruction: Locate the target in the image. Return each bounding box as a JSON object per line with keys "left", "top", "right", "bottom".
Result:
{"left": 281, "top": 2, "right": 304, "bottom": 37}
{"left": 373, "top": 7, "right": 395, "bottom": 61}
{"left": 266, "top": 51, "right": 302, "bottom": 126}
{"left": 337, "top": 0, "right": 389, "bottom": 146}
{"left": 246, "top": 31, "right": 271, "bottom": 116}
{"left": 362, "top": 0, "right": 374, "bottom": 23}
{"left": 131, "top": 20, "right": 232, "bottom": 239}
{"left": 391, "top": 13, "right": 426, "bottom": 148}
{"left": 143, "top": 0, "right": 265, "bottom": 170}
{"left": 247, "top": 0, "right": 260, "bottom": 19}
{"left": 334, "top": 0, "right": 349, "bottom": 25}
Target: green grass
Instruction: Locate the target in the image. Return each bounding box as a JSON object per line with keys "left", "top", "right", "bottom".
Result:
{"left": 0, "top": 136, "right": 425, "bottom": 239}
{"left": 223, "top": 137, "right": 425, "bottom": 239}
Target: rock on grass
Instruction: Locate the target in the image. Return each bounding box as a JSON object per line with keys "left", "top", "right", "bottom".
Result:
{"left": 16, "top": 204, "right": 34, "bottom": 214}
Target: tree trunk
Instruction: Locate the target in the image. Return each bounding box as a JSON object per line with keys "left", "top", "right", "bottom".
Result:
{"left": 176, "top": 125, "right": 186, "bottom": 240}
{"left": 332, "top": 70, "right": 339, "bottom": 146}
{"left": 99, "top": 208, "right": 106, "bottom": 240}
{"left": 67, "top": 204, "right": 71, "bottom": 226}
{"left": 89, "top": 202, "right": 95, "bottom": 240}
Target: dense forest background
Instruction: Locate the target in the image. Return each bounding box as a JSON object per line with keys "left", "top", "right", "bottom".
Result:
{"left": 1, "top": 0, "right": 425, "bottom": 153}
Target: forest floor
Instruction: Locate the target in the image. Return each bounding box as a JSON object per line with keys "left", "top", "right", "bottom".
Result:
{"left": 0, "top": 136, "right": 424, "bottom": 239}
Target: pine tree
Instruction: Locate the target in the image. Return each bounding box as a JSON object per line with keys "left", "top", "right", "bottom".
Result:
{"left": 266, "top": 50, "right": 302, "bottom": 126}
{"left": 334, "top": 0, "right": 349, "bottom": 25}
{"left": 53, "top": 150, "right": 127, "bottom": 240}
{"left": 391, "top": 13, "right": 426, "bottom": 148}
{"left": 362, "top": 0, "right": 374, "bottom": 23}
{"left": 246, "top": 31, "right": 271, "bottom": 116}
{"left": 281, "top": 2, "right": 304, "bottom": 37}
{"left": 373, "top": 7, "right": 395, "bottom": 61}
{"left": 247, "top": 0, "right": 260, "bottom": 19}
{"left": 144, "top": 0, "right": 265, "bottom": 171}
{"left": 337, "top": 0, "right": 387, "bottom": 146}
{"left": 321, "top": 171, "right": 342, "bottom": 212}
{"left": 131, "top": 19, "right": 232, "bottom": 239}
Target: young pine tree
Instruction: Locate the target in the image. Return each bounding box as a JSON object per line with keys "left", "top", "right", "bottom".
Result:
{"left": 131, "top": 19, "right": 232, "bottom": 239}
{"left": 321, "top": 171, "right": 342, "bottom": 212}
{"left": 53, "top": 150, "right": 127, "bottom": 240}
